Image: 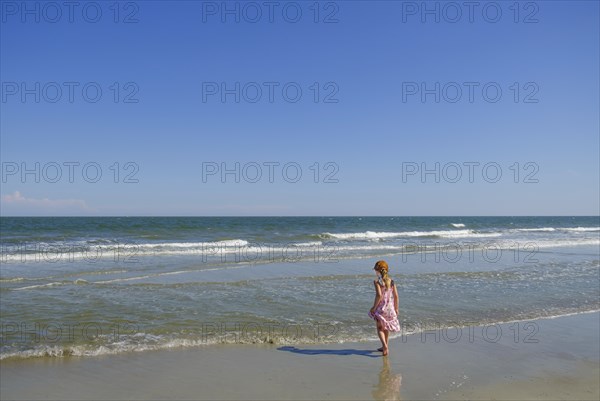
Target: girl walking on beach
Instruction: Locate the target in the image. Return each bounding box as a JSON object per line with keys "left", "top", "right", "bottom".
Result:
{"left": 369, "top": 260, "right": 401, "bottom": 356}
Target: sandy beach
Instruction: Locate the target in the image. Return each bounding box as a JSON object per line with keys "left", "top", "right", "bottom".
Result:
{"left": 1, "top": 311, "right": 598, "bottom": 400}
{"left": 3, "top": 0, "right": 599, "bottom": 398}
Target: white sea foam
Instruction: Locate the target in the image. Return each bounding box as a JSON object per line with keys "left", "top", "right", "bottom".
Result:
{"left": 1, "top": 239, "right": 250, "bottom": 262}
{"left": 527, "top": 238, "right": 600, "bottom": 249}
{"left": 322, "top": 230, "right": 501, "bottom": 240}
{"left": 12, "top": 282, "right": 65, "bottom": 291}
{"left": 131, "top": 239, "right": 250, "bottom": 248}
{"left": 563, "top": 227, "right": 600, "bottom": 232}
{"left": 3, "top": 227, "right": 598, "bottom": 265}
{"left": 451, "top": 223, "right": 465, "bottom": 228}
{"left": 0, "top": 277, "right": 26, "bottom": 283}
{"left": 516, "top": 227, "right": 599, "bottom": 233}
{"left": 293, "top": 241, "right": 323, "bottom": 247}
{"left": 3, "top": 309, "right": 598, "bottom": 361}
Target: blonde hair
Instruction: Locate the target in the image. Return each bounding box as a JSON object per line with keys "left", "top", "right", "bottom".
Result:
{"left": 375, "top": 260, "right": 392, "bottom": 289}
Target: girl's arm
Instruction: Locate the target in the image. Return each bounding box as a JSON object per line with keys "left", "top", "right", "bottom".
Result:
{"left": 370, "top": 280, "right": 382, "bottom": 312}
{"left": 393, "top": 283, "right": 399, "bottom": 314}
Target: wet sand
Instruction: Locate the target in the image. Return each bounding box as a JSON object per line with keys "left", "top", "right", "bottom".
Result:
{"left": 1, "top": 312, "right": 598, "bottom": 400}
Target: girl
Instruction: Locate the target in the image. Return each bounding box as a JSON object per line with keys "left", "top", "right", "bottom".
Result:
{"left": 369, "top": 260, "right": 400, "bottom": 356}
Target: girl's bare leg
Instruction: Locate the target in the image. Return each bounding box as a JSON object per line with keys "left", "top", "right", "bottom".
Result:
{"left": 382, "top": 330, "right": 389, "bottom": 356}
{"left": 376, "top": 321, "right": 387, "bottom": 352}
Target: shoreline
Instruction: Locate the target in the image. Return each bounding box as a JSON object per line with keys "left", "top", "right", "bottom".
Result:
{"left": 2, "top": 308, "right": 599, "bottom": 362}
{"left": 1, "top": 311, "right": 598, "bottom": 400}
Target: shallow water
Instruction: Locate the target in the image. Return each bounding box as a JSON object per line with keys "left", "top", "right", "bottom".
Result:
{"left": 1, "top": 216, "right": 598, "bottom": 359}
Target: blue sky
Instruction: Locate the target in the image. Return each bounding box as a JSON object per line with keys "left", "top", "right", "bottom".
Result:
{"left": 1, "top": 0, "right": 598, "bottom": 216}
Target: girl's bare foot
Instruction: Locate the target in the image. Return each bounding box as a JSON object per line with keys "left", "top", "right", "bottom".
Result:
{"left": 382, "top": 347, "right": 388, "bottom": 356}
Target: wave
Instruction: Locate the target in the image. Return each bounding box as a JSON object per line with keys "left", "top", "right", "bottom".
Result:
{"left": 451, "top": 223, "right": 465, "bottom": 228}
{"left": 293, "top": 241, "right": 323, "bottom": 247}
{"left": 0, "top": 327, "right": 343, "bottom": 361}
{"left": 0, "top": 277, "right": 26, "bottom": 283}
{"left": 516, "top": 227, "right": 599, "bottom": 233}
{"left": 4, "top": 238, "right": 599, "bottom": 274}
{"left": 2, "top": 309, "right": 598, "bottom": 361}
{"left": 321, "top": 230, "right": 501, "bottom": 240}
{"left": 525, "top": 238, "right": 600, "bottom": 249}
{"left": 132, "top": 239, "right": 250, "bottom": 249}
{"left": 9, "top": 238, "right": 597, "bottom": 290}
{"left": 563, "top": 227, "right": 600, "bottom": 232}
{"left": 12, "top": 282, "right": 66, "bottom": 291}
{"left": 1, "top": 239, "right": 250, "bottom": 263}
{"left": 3, "top": 226, "right": 599, "bottom": 264}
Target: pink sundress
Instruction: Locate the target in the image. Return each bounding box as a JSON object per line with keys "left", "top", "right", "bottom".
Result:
{"left": 369, "top": 279, "right": 401, "bottom": 332}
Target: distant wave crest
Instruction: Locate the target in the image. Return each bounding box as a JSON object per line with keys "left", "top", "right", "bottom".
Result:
{"left": 321, "top": 229, "right": 501, "bottom": 240}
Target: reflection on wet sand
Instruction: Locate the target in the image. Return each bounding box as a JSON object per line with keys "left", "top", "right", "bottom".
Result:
{"left": 372, "top": 356, "right": 402, "bottom": 401}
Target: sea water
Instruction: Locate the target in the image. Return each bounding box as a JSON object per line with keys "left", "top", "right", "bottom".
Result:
{"left": 1, "top": 216, "right": 598, "bottom": 359}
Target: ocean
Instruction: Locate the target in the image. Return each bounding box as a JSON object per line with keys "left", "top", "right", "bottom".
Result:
{"left": 1, "top": 216, "right": 598, "bottom": 360}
